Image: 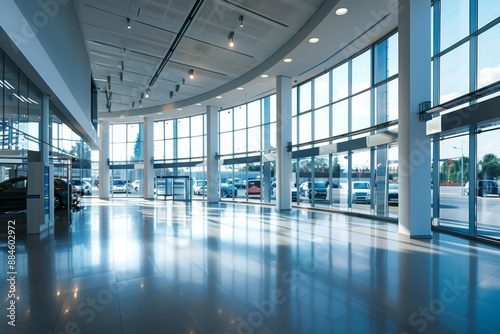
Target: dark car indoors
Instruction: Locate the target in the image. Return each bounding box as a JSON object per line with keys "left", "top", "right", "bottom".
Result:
{"left": 0, "top": 176, "right": 75, "bottom": 212}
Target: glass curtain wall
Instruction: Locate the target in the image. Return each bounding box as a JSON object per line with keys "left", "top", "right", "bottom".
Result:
{"left": 290, "top": 32, "right": 398, "bottom": 216}
{"left": 108, "top": 123, "right": 144, "bottom": 198}
{"left": 153, "top": 115, "right": 206, "bottom": 199}
{"left": 433, "top": 0, "right": 500, "bottom": 241}
{"left": 218, "top": 97, "right": 274, "bottom": 203}
{"left": 0, "top": 47, "right": 94, "bottom": 208}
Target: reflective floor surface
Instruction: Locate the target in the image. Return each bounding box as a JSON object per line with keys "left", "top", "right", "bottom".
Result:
{"left": 1, "top": 198, "right": 499, "bottom": 333}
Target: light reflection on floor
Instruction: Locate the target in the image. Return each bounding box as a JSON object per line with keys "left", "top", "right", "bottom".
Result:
{"left": 0, "top": 198, "right": 499, "bottom": 333}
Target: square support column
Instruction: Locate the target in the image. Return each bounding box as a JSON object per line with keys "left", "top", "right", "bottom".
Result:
{"left": 398, "top": 0, "right": 432, "bottom": 238}
{"left": 276, "top": 76, "right": 292, "bottom": 211}
{"left": 144, "top": 117, "right": 155, "bottom": 199}
{"left": 206, "top": 105, "right": 219, "bottom": 203}
{"left": 99, "top": 121, "right": 110, "bottom": 199}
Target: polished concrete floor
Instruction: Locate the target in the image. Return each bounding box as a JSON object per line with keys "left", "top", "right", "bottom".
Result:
{"left": 1, "top": 198, "right": 499, "bottom": 334}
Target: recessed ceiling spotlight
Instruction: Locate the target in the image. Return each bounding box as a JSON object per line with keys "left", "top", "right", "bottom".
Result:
{"left": 157, "top": 112, "right": 162, "bottom": 115}
{"left": 227, "top": 31, "right": 234, "bottom": 47}
{"left": 127, "top": 17, "right": 131, "bottom": 29}
{"left": 195, "top": 103, "right": 202, "bottom": 106}
{"left": 309, "top": 37, "right": 319, "bottom": 44}
{"left": 237, "top": 87, "right": 244, "bottom": 90}
{"left": 177, "top": 108, "right": 182, "bottom": 110}
{"left": 284, "top": 58, "right": 293, "bottom": 63}
{"left": 335, "top": 7, "right": 348, "bottom": 15}
{"left": 216, "top": 96, "right": 222, "bottom": 99}
{"left": 261, "top": 74, "right": 269, "bottom": 78}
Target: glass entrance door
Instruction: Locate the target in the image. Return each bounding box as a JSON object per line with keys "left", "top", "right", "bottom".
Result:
{"left": 476, "top": 125, "right": 500, "bottom": 240}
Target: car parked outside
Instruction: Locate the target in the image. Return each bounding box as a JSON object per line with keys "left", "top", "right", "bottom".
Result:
{"left": 245, "top": 179, "right": 261, "bottom": 195}
{"left": 193, "top": 180, "right": 207, "bottom": 195}
{"left": 131, "top": 180, "right": 140, "bottom": 191}
{"left": 227, "top": 177, "right": 246, "bottom": 189}
{"left": 388, "top": 183, "right": 398, "bottom": 205}
{"left": 271, "top": 181, "right": 297, "bottom": 201}
{"left": 464, "top": 180, "right": 500, "bottom": 197}
{"left": 0, "top": 176, "right": 75, "bottom": 212}
{"left": 220, "top": 183, "right": 236, "bottom": 198}
{"left": 351, "top": 181, "right": 371, "bottom": 204}
{"left": 112, "top": 179, "right": 131, "bottom": 193}
{"left": 299, "top": 182, "right": 327, "bottom": 200}
{"left": 72, "top": 180, "right": 92, "bottom": 196}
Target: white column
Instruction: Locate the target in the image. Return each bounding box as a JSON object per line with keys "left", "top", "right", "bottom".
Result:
{"left": 206, "top": 106, "right": 219, "bottom": 203}
{"left": 144, "top": 117, "right": 155, "bottom": 199}
{"left": 398, "top": 0, "right": 432, "bottom": 238}
{"left": 276, "top": 76, "right": 292, "bottom": 211}
{"left": 99, "top": 121, "right": 110, "bottom": 199}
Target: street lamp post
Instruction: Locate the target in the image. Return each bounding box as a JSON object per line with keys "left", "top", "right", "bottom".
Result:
{"left": 454, "top": 144, "right": 464, "bottom": 195}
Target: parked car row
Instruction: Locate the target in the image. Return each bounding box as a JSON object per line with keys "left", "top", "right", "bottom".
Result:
{"left": 0, "top": 176, "right": 79, "bottom": 212}
{"left": 72, "top": 180, "right": 92, "bottom": 196}
{"left": 464, "top": 180, "right": 500, "bottom": 197}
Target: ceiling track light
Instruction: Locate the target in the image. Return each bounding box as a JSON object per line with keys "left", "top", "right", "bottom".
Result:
{"left": 175, "top": 84, "right": 180, "bottom": 92}
{"left": 141, "top": 93, "right": 144, "bottom": 99}
{"left": 107, "top": 76, "right": 111, "bottom": 91}
{"left": 239, "top": 15, "right": 243, "bottom": 28}
{"left": 119, "top": 72, "right": 123, "bottom": 83}
{"left": 145, "top": 88, "right": 150, "bottom": 98}
{"left": 127, "top": 17, "right": 131, "bottom": 29}
{"left": 132, "top": 101, "right": 135, "bottom": 108}
{"left": 182, "top": 78, "right": 185, "bottom": 85}
{"left": 188, "top": 69, "right": 194, "bottom": 79}
{"left": 227, "top": 31, "right": 234, "bottom": 47}
{"left": 121, "top": 61, "right": 124, "bottom": 71}
{"left": 169, "top": 91, "right": 173, "bottom": 98}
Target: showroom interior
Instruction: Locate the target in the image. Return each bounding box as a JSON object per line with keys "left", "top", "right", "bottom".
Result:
{"left": 1, "top": 0, "right": 500, "bottom": 333}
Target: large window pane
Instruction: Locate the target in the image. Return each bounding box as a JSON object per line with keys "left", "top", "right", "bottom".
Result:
{"left": 478, "top": 0, "right": 500, "bottom": 29}
{"left": 220, "top": 132, "right": 233, "bottom": 155}
{"left": 332, "top": 62, "right": 348, "bottom": 102}
{"left": 165, "top": 121, "right": 173, "bottom": 139}
{"left": 247, "top": 127, "right": 260, "bottom": 152}
{"left": 351, "top": 91, "right": 371, "bottom": 132}
{"left": 154, "top": 140, "right": 165, "bottom": 160}
{"left": 292, "top": 116, "right": 297, "bottom": 145}
{"left": 127, "top": 124, "right": 139, "bottom": 142}
{"left": 292, "top": 87, "right": 297, "bottom": 116}
{"left": 477, "top": 24, "right": 500, "bottom": 89}
{"left": 440, "top": 0, "right": 469, "bottom": 51}
{"left": 177, "top": 118, "right": 189, "bottom": 138}
{"left": 191, "top": 115, "right": 203, "bottom": 136}
{"left": 438, "top": 135, "right": 469, "bottom": 234}
{"left": 476, "top": 124, "right": 500, "bottom": 240}
{"left": 247, "top": 101, "right": 261, "bottom": 127}
{"left": 298, "top": 112, "right": 311, "bottom": 145}
{"left": 178, "top": 138, "right": 190, "bottom": 159}
{"left": 270, "top": 95, "right": 276, "bottom": 123}
{"left": 440, "top": 42, "right": 469, "bottom": 103}
{"left": 220, "top": 109, "right": 232, "bottom": 133}
{"left": 299, "top": 82, "right": 311, "bottom": 112}
{"left": 374, "top": 33, "right": 398, "bottom": 83}
{"left": 234, "top": 129, "right": 246, "bottom": 153}
{"left": 314, "top": 72, "right": 329, "bottom": 108}
{"left": 352, "top": 50, "right": 371, "bottom": 94}
{"left": 314, "top": 106, "right": 329, "bottom": 141}
{"left": 332, "top": 100, "right": 348, "bottom": 136}
{"left": 234, "top": 105, "right": 247, "bottom": 130}
{"left": 154, "top": 121, "right": 164, "bottom": 140}
{"left": 112, "top": 124, "right": 126, "bottom": 143}
{"left": 165, "top": 139, "right": 174, "bottom": 159}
